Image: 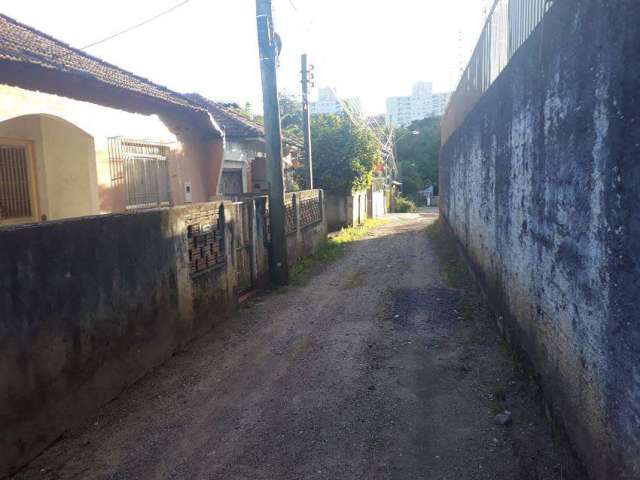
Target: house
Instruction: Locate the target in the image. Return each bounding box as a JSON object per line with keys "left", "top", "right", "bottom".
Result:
{"left": 187, "top": 94, "right": 303, "bottom": 196}
{"left": 0, "top": 13, "right": 225, "bottom": 226}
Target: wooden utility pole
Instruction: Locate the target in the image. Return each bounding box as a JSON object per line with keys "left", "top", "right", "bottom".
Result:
{"left": 256, "top": 0, "right": 289, "bottom": 285}
{"left": 301, "top": 53, "right": 314, "bottom": 190}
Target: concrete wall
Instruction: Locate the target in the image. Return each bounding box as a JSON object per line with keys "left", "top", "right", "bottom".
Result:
{"left": 325, "top": 190, "right": 368, "bottom": 232}
{"left": 0, "top": 114, "right": 99, "bottom": 221}
{"left": 353, "top": 190, "right": 367, "bottom": 226}
{"left": 324, "top": 192, "right": 348, "bottom": 232}
{"left": 285, "top": 190, "right": 328, "bottom": 266}
{"left": 0, "top": 202, "right": 238, "bottom": 476}
{"left": 367, "top": 187, "right": 386, "bottom": 219}
{"left": 439, "top": 1, "right": 640, "bottom": 478}
{"left": 0, "top": 192, "right": 328, "bottom": 476}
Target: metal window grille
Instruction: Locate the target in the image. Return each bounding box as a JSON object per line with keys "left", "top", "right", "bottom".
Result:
{"left": 0, "top": 143, "right": 33, "bottom": 222}
{"left": 108, "top": 137, "right": 171, "bottom": 209}
{"left": 442, "top": 0, "right": 554, "bottom": 144}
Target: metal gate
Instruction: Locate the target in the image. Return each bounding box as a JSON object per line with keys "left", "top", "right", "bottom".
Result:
{"left": 234, "top": 201, "right": 254, "bottom": 295}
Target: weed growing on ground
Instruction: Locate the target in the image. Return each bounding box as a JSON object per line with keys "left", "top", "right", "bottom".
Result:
{"left": 290, "top": 219, "right": 389, "bottom": 283}
{"left": 394, "top": 196, "right": 418, "bottom": 213}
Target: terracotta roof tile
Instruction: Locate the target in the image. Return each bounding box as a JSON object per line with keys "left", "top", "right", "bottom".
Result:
{"left": 0, "top": 13, "right": 200, "bottom": 112}
{"left": 187, "top": 94, "right": 304, "bottom": 148}
{"left": 186, "top": 94, "right": 265, "bottom": 139}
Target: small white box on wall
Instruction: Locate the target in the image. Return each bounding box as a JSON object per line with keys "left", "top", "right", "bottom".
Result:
{"left": 184, "top": 182, "right": 193, "bottom": 203}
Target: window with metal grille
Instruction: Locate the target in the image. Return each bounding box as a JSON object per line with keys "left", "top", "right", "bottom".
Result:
{"left": 108, "top": 138, "right": 171, "bottom": 209}
{"left": 0, "top": 142, "right": 34, "bottom": 223}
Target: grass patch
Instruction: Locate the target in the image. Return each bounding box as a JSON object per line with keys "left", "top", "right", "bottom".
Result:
{"left": 290, "top": 218, "right": 389, "bottom": 283}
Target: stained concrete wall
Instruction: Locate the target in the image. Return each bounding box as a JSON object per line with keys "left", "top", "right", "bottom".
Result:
{"left": 325, "top": 190, "right": 368, "bottom": 232}
{"left": 0, "top": 192, "right": 328, "bottom": 476}
{"left": 0, "top": 202, "right": 238, "bottom": 477}
{"left": 439, "top": 1, "right": 640, "bottom": 478}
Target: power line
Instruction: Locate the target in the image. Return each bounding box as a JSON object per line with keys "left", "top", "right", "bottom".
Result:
{"left": 328, "top": 87, "right": 396, "bottom": 173}
{"left": 284, "top": 0, "right": 313, "bottom": 35}
{"left": 80, "top": 0, "right": 192, "bottom": 50}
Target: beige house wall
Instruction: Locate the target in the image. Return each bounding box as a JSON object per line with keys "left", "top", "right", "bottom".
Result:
{"left": 0, "top": 114, "right": 99, "bottom": 221}
{"left": 39, "top": 115, "right": 99, "bottom": 219}
{"left": 0, "top": 84, "right": 224, "bottom": 218}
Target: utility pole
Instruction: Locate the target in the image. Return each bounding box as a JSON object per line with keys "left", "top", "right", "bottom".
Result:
{"left": 301, "top": 53, "right": 314, "bottom": 190}
{"left": 256, "top": 0, "right": 289, "bottom": 285}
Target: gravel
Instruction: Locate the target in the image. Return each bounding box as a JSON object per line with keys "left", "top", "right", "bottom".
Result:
{"left": 13, "top": 212, "right": 584, "bottom": 480}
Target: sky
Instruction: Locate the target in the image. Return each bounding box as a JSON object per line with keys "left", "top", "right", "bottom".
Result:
{"left": 1, "top": 0, "right": 489, "bottom": 115}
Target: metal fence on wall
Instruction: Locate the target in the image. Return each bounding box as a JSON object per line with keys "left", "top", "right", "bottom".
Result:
{"left": 441, "top": 0, "right": 555, "bottom": 144}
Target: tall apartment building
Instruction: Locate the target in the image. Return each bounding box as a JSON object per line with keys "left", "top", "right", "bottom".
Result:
{"left": 310, "top": 87, "right": 362, "bottom": 116}
{"left": 386, "top": 82, "right": 452, "bottom": 126}
{"left": 431, "top": 92, "right": 452, "bottom": 117}
{"left": 386, "top": 96, "right": 413, "bottom": 127}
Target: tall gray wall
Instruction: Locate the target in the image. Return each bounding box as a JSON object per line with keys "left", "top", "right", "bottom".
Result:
{"left": 439, "top": 1, "right": 640, "bottom": 478}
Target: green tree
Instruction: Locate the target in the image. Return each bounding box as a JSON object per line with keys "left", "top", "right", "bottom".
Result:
{"left": 246, "top": 93, "right": 302, "bottom": 139}
{"left": 310, "top": 114, "right": 382, "bottom": 194}
{"left": 395, "top": 116, "right": 441, "bottom": 198}
{"left": 278, "top": 93, "right": 303, "bottom": 138}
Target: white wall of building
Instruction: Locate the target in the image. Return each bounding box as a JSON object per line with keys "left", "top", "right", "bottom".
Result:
{"left": 386, "top": 82, "right": 452, "bottom": 126}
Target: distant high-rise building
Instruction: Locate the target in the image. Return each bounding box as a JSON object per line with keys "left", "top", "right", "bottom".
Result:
{"left": 386, "top": 82, "right": 452, "bottom": 126}
{"left": 431, "top": 92, "right": 452, "bottom": 117}
{"left": 310, "top": 87, "right": 362, "bottom": 116}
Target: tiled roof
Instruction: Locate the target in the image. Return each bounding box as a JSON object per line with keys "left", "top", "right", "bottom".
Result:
{"left": 187, "top": 94, "right": 304, "bottom": 148}
{"left": 0, "top": 13, "right": 202, "bottom": 112}
{"left": 186, "top": 94, "right": 264, "bottom": 139}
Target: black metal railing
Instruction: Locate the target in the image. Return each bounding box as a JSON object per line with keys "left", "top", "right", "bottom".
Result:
{"left": 442, "top": 0, "right": 555, "bottom": 144}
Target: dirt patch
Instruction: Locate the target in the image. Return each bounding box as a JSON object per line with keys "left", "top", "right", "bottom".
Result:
{"left": 425, "top": 218, "right": 587, "bottom": 480}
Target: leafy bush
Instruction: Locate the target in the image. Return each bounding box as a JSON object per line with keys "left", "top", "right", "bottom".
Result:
{"left": 395, "top": 196, "right": 417, "bottom": 213}
{"left": 311, "top": 114, "right": 382, "bottom": 194}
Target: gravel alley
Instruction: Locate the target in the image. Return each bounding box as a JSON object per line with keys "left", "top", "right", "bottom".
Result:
{"left": 15, "top": 211, "right": 583, "bottom": 480}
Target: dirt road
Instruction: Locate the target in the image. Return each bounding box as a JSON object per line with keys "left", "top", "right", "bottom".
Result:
{"left": 15, "top": 212, "right": 582, "bottom": 480}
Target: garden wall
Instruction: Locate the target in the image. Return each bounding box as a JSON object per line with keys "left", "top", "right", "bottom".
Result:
{"left": 324, "top": 190, "right": 368, "bottom": 232}
{"left": 0, "top": 191, "right": 327, "bottom": 476}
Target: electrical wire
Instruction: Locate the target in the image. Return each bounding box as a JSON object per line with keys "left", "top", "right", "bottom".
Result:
{"left": 285, "top": 1, "right": 395, "bottom": 171}
{"left": 328, "top": 87, "right": 397, "bottom": 173}
{"left": 79, "top": 0, "right": 192, "bottom": 50}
